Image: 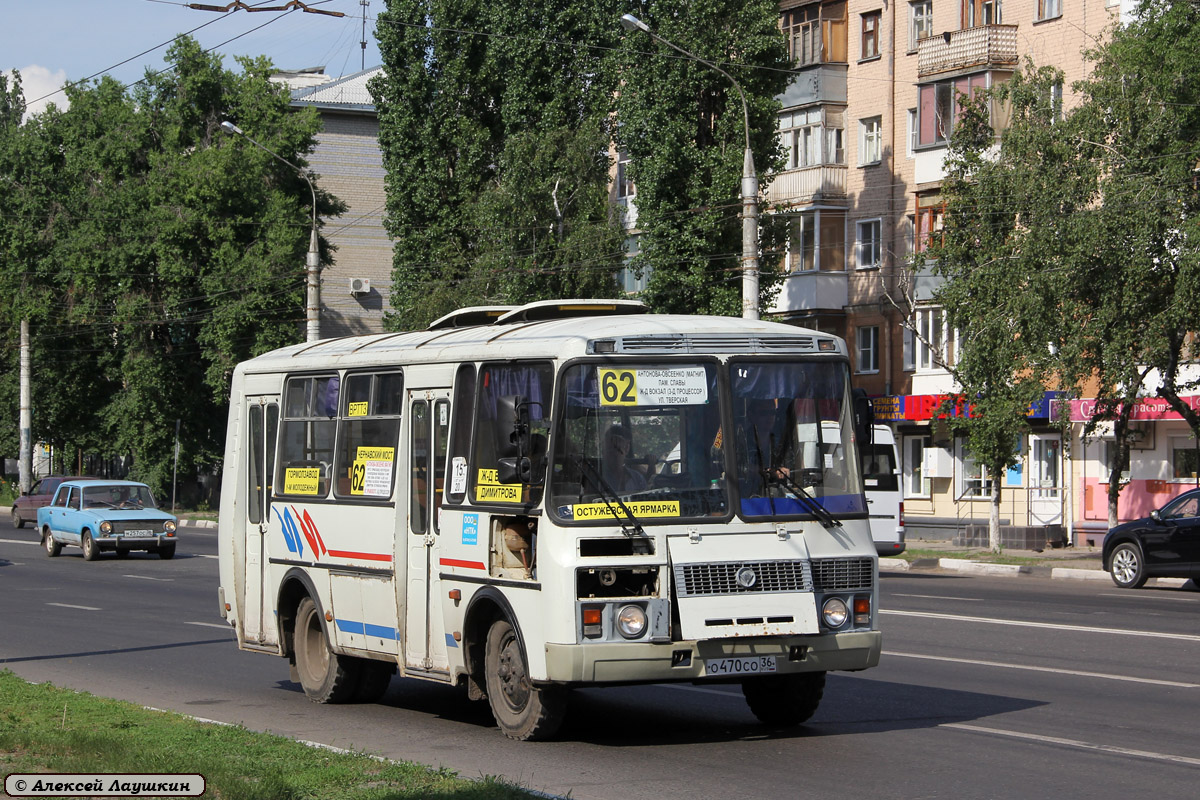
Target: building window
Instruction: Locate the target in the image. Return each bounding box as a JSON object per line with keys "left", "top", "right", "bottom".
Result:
{"left": 856, "top": 326, "right": 880, "bottom": 373}
{"left": 779, "top": 107, "right": 846, "bottom": 169}
{"left": 1049, "top": 81, "right": 1063, "bottom": 121}
{"left": 904, "top": 307, "right": 954, "bottom": 370}
{"left": 958, "top": 437, "right": 993, "bottom": 499}
{"left": 1172, "top": 437, "right": 1200, "bottom": 480}
{"left": 856, "top": 219, "right": 882, "bottom": 269}
{"left": 782, "top": 1, "right": 849, "bottom": 65}
{"left": 786, "top": 210, "right": 846, "bottom": 272}
{"left": 963, "top": 0, "right": 1001, "bottom": 27}
{"left": 906, "top": 108, "right": 917, "bottom": 158}
{"left": 917, "top": 74, "right": 989, "bottom": 146}
{"left": 1037, "top": 0, "right": 1061, "bottom": 21}
{"left": 905, "top": 436, "right": 931, "bottom": 497}
{"left": 861, "top": 11, "right": 881, "bottom": 59}
{"left": 859, "top": 116, "right": 882, "bottom": 165}
{"left": 618, "top": 235, "right": 647, "bottom": 294}
{"left": 1098, "top": 440, "right": 1130, "bottom": 485}
{"left": 915, "top": 194, "right": 945, "bottom": 253}
{"left": 909, "top": 1, "right": 933, "bottom": 51}
{"left": 616, "top": 149, "right": 634, "bottom": 199}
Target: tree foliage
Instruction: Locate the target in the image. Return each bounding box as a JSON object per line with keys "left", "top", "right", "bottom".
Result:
{"left": 371, "top": 0, "right": 790, "bottom": 328}
{"left": 0, "top": 38, "right": 342, "bottom": 498}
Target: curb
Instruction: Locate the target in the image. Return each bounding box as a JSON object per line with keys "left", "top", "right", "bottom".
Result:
{"left": 178, "top": 519, "right": 218, "bottom": 529}
{"left": 939, "top": 558, "right": 1030, "bottom": 576}
{"left": 1051, "top": 567, "right": 1110, "bottom": 582}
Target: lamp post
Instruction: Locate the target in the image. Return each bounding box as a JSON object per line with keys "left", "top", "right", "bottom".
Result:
{"left": 220, "top": 120, "right": 322, "bottom": 342}
{"left": 620, "top": 13, "right": 760, "bottom": 320}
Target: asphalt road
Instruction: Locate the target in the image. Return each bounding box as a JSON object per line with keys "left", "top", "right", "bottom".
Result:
{"left": 1, "top": 527, "right": 1198, "bottom": 799}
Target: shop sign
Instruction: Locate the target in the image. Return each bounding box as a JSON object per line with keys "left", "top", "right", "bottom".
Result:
{"left": 1065, "top": 396, "right": 1200, "bottom": 423}
{"left": 870, "top": 391, "right": 1059, "bottom": 421}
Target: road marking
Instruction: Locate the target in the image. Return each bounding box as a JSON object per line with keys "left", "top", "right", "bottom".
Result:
{"left": 0, "top": 538, "right": 39, "bottom": 546}
{"left": 196, "top": 554, "right": 219, "bottom": 559}
{"left": 943, "top": 723, "right": 1200, "bottom": 767}
{"left": 881, "top": 609, "right": 1200, "bottom": 642}
{"left": 184, "top": 621, "right": 233, "bottom": 631}
{"left": 884, "top": 650, "right": 1199, "bottom": 688}
{"left": 893, "top": 593, "right": 983, "bottom": 601}
{"left": 47, "top": 602, "right": 101, "bottom": 611}
{"left": 124, "top": 574, "right": 173, "bottom": 582}
{"left": 1099, "top": 592, "right": 1199, "bottom": 603}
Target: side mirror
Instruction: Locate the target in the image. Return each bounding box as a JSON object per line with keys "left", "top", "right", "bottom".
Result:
{"left": 496, "top": 395, "right": 529, "bottom": 459}
{"left": 1150, "top": 509, "right": 1163, "bottom": 523}
{"left": 852, "top": 388, "right": 875, "bottom": 446}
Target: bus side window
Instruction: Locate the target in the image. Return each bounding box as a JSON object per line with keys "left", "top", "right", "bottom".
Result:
{"left": 277, "top": 374, "right": 339, "bottom": 498}
{"left": 334, "top": 371, "right": 403, "bottom": 500}
{"left": 445, "top": 364, "right": 476, "bottom": 504}
{"left": 472, "top": 363, "right": 552, "bottom": 506}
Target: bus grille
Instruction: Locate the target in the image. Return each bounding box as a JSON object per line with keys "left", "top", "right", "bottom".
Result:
{"left": 810, "top": 558, "right": 874, "bottom": 591}
{"left": 673, "top": 560, "right": 813, "bottom": 597}
{"left": 613, "top": 334, "right": 818, "bottom": 354}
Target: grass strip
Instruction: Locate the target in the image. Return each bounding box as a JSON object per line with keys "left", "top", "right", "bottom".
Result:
{"left": 0, "top": 670, "right": 540, "bottom": 799}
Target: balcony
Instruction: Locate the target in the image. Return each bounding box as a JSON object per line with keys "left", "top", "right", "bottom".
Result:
{"left": 917, "top": 25, "right": 1017, "bottom": 78}
{"left": 769, "top": 270, "right": 848, "bottom": 314}
{"left": 765, "top": 165, "right": 847, "bottom": 207}
{"left": 778, "top": 64, "right": 847, "bottom": 107}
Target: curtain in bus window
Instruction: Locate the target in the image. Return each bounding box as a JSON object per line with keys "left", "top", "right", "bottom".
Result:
{"left": 472, "top": 363, "right": 553, "bottom": 507}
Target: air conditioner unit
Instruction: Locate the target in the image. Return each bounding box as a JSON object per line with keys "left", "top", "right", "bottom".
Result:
{"left": 349, "top": 277, "right": 371, "bottom": 295}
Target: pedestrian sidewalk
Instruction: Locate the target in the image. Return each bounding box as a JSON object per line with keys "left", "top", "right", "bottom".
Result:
{"left": 879, "top": 538, "right": 1191, "bottom": 587}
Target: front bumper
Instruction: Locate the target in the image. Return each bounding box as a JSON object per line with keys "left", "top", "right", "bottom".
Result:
{"left": 96, "top": 533, "right": 175, "bottom": 551}
{"left": 544, "top": 629, "right": 881, "bottom": 684}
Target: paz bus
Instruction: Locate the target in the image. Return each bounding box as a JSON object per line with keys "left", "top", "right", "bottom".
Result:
{"left": 216, "top": 299, "right": 882, "bottom": 740}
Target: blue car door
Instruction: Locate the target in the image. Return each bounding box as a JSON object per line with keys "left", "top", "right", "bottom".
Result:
{"left": 46, "top": 486, "right": 74, "bottom": 540}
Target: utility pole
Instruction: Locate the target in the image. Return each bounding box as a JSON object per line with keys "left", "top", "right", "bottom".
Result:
{"left": 19, "top": 319, "right": 31, "bottom": 494}
{"left": 360, "top": 1, "right": 369, "bottom": 72}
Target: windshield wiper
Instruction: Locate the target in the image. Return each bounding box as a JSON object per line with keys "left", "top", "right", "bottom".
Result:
{"left": 766, "top": 432, "right": 840, "bottom": 529}
{"left": 574, "top": 456, "right": 650, "bottom": 549}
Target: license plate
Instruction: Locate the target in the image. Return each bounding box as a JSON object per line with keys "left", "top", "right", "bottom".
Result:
{"left": 122, "top": 530, "right": 154, "bottom": 538}
{"left": 705, "top": 656, "right": 777, "bottom": 676}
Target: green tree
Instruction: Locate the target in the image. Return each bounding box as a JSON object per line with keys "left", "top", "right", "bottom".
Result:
{"left": 0, "top": 39, "right": 343, "bottom": 498}
{"left": 615, "top": 0, "right": 789, "bottom": 316}
{"left": 372, "top": 0, "right": 626, "bottom": 330}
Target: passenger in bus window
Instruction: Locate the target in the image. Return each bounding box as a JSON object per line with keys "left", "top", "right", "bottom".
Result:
{"left": 602, "top": 424, "right": 647, "bottom": 492}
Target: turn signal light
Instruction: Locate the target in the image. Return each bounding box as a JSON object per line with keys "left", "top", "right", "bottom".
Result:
{"left": 582, "top": 608, "right": 603, "bottom": 625}
{"left": 854, "top": 596, "right": 871, "bottom": 625}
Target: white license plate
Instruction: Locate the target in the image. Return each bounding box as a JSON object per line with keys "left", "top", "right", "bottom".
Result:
{"left": 705, "top": 656, "right": 777, "bottom": 676}
{"left": 122, "top": 530, "right": 154, "bottom": 538}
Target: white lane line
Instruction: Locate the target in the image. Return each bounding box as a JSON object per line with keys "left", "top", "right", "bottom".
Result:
{"left": 0, "top": 538, "right": 39, "bottom": 546}
{"left": 196, "top": 554, "right": 219, "bottom": 559}
{"left": 943, "top": 723, "right": 1200, "bottom": 767}
{"left": 184, "top": 621, "right": 233, "bottom": 631}
{"left": 893, "top": 593, "right": 983, "bottom": 601}
{"left": 124, "top": 574, "right": 173, "bottom": 582}
{"left": 1099, "top": 592, "right": 1199, "bottom": 603}
{"left": 884, "top": 650, "right": 1199, "bottom": 688}
{"left": 881, "top": 609, "right": 1200, "bottom": 642}
{"left": 47, "top": 602, "right": 101, "bottom": 611}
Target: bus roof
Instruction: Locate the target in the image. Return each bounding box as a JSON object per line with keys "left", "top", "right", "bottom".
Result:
{"left": 234, "top": 301, "right": 846, "bottom": 375}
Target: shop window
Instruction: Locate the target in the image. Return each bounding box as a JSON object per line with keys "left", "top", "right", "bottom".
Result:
{"left": 904, "top": 436, "right": 931, "bottom": 497}
{"left": 1099, "top": 440, "right": 1130, "bottom": 485}
{"left": 958, "top": 438, "right": 992, "bottom": 499}
{"left": 1171, "top": 436, "right": 1200, "bottom": 481}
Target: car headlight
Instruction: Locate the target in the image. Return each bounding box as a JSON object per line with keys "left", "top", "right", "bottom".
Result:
{"left": 164, "top": 520, "right": 177, "bottom": 533}
{"left": 822, "top": 597, "right": 849, "bottom": 629}
{"left": 615, "top": 604, "right": 647, "bottom": 639}
{"left": 99, "top": 521, "right": 112, "bottom": 534}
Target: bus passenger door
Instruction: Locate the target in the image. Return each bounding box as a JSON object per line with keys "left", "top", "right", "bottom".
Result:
{"left": 404, "top": 391, "right": 451, "bottom": 674}
{"left": 244, "top": 395, "right": 279, "bottom": 645}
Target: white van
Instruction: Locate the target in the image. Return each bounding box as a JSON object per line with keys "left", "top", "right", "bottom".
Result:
{"left": 861, "top": 425, "right": 905, "bottom": 555}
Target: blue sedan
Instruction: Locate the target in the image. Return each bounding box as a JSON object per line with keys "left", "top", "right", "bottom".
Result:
{"left": 37, "top": 480, "right": 179, "bottom": 560}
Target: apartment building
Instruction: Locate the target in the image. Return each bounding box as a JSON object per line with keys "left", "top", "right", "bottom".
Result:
{"left": 767, "top": 0, "right": 1135, "bottom": 545}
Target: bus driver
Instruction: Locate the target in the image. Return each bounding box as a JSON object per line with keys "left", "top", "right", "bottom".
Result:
{"left": 601, "top": 424, "right": 647, "bottom": 493}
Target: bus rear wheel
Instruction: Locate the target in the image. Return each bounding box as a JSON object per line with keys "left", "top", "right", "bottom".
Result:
{"left": 293, "top": 597, "right": 359, "bottom": 703}
{"left": 484, "top": 618, "right": 566, "bottom": 741}
{"left": 741, "top": 671, "right": 826, "bottom": 727}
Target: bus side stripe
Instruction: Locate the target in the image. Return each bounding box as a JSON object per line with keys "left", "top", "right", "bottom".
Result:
{"left": 439, "top": 558, "right": 487, "bottom": 570}
{"left": 327, "top": 550, "right": 392, "bottom": 562}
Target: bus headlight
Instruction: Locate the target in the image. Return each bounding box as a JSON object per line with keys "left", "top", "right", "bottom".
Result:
{"left": 822, "top": 597, "right": 849, "bottom": 629}
{"left": 615, "top": 604, "right": 647, "bottom": 639}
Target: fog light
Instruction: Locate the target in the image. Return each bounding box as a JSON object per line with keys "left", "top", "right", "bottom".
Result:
{"left": 615, "top": 604, "right": 647, "bottom": 639}
{"left": 822, "top": 597, "right": 849, "bottom": 629}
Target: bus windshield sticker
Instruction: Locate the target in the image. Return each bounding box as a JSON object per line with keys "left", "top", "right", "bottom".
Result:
{"left": 571, "top": 500, "right": 681, "bottom": 521}
{"left": 598, "top": 367, "right": 708, "bottom": 407}
{"left": 352, "top": 446, "right": 395, "bottom": 496}
{"left": 348, "top": 401, "right": 369, "bottom": 417}
{"left": 476, "top": 468, "right": 522, "bottom": 503}
{"left": 283, "top": 467, "right": 321, "bottom": 496}
{"left": 450, "top": 457, "right": 469, "bottom": 495}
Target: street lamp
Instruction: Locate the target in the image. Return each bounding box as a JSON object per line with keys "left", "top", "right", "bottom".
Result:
{"left": 620, "top": 13, "right": 760, "bottom": 320}
{"left": 220, "top": 120, "right": 322, "bottom": 342}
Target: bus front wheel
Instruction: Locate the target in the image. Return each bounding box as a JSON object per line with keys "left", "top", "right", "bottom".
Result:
{"left": 293, "top": 596, "right": 359, "bottom": 703}
{"left": 484, "top": 618, "right": 566, "bottom": 741}
{"left": 742, "top": 671, "right": 826, "bottom": 726}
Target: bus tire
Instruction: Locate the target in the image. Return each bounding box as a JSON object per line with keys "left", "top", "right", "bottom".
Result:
{"left": 293, "top": 596, "right": 360, "bottom": 703}
{"left": 741, "top": 671, "right": 825, "bottom": 726}
{"left": 484, "top": 618, "right": 566, "bottom": 741}
{"left": 352, "top": 659, "right": 394, "bottom": 703}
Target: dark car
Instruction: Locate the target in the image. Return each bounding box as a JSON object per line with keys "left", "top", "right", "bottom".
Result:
{"left": 1103, "top": 488, "right": 1200, "bottom": 589}
{"left": 10, "top": 475, "right": 98, "bottom": 529}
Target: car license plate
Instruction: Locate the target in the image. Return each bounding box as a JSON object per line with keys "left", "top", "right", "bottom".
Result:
{"left": 122, "top": 530, "right": 154, "bottom": 538}
{"left": 705, "top": 656, "right": 777, "bottom": 676}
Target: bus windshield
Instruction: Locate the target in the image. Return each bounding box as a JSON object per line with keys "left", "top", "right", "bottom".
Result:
{"left": 730, "top": 359, "right": 866, "bottom": 519}
{"left": 549, "top": 362, "right": 727, "bottom": 522}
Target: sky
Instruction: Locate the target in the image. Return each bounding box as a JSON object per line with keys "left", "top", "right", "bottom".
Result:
{"left": 2, "top": 0, "right": 383, "bottom": 117}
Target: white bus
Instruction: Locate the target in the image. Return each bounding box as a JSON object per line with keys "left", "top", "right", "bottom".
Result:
{"left": 217, "top": 300, "right": 882, "bottom": 740}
